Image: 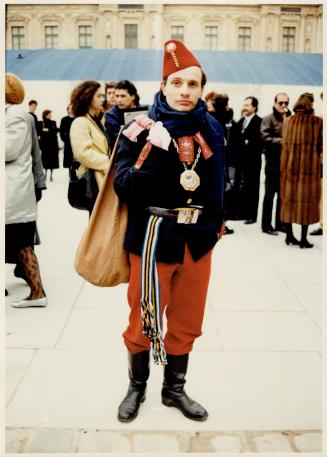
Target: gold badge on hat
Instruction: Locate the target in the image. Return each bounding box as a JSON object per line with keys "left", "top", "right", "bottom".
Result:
{"left": 166, "top": 42, "right": 180, "bottom": 69}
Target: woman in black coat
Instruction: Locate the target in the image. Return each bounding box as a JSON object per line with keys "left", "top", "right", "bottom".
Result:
{"left": 38, "top": 109, "right": 59, "bottom": 181}
{"left": 59, "top": 104, "right": 75, "bottom": 169}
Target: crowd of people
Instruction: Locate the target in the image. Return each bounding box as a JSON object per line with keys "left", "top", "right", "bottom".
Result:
{"left": 5, "top": 72, "right": 323, "bottom": 302}
{"left": 28, "top": 81, "right": 324, "bottom": 244}
{"left": 206, "top": 89, "right": 323, "bottom": 245}
{"left": 4, "top": 38, "right": 323, "bottom": 425}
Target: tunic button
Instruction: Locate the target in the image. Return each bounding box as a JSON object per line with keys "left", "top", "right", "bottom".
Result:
{"left": 187, "top": 198, "right": 192, "bottom": 204}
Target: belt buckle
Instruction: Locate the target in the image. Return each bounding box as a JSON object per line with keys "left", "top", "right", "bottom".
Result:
{"left": 176, "top": 208, "right": 199, "bottom": 224}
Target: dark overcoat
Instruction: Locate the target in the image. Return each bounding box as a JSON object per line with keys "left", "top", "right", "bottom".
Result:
{"left": 114, "top": 115, "right": 225, "bottom": 263}
{"left": 280, "top": 113, "right": 322, "bottom": 225}
{"left": 229, "top": 114, "right": 262, "bottom": 220}
{"left": 104, "top": 105, "right": 124, "bottom": 143}
{"left": 38, "top": 119, "right": 59, "bottom": 170}
{"left": 59, "top": 115, "right": 74, "bottom": 168}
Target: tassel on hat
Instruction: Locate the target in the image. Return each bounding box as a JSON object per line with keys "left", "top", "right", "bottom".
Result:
{"left": 162, "top": 40, "right": 201, "bottom": 79}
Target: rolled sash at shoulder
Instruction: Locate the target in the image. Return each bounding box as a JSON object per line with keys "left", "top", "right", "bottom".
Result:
{"left": 193, "top": 132, "right": 213, "bottom": 159}
{"left": 177, "top": 136, "right": 194, "bottom": 164}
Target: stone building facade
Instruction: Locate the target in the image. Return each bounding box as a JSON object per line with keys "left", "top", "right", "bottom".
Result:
{"left": 6, "top": 3, "right": 322, "bottom": 53}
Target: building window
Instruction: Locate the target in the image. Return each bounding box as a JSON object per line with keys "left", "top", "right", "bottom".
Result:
{"left": 118, "top": 4, "right": 144, "bottom": 10}
{"left": 281, "top": 7, "right": 301, "bottom": 13}
{"left": 305, "top": 39, "right": 311, "bottom": 53}
{"left": 171, "top": 26, "right": 184, "bottom": 42}
{"left": 45, "top": 25, "right": 58, "bottom": 48}
{"left": 205, "top": 26, "right": 218, "bottom": 50}
{"left": 238, "top": 27, "right": 251, "bottom": 51}
{"left": 282, "top": 27, "right": 296, "bottom": 52}
{"left": 124, "top": 24, "right": 138, "bottom": 48}
{"left": 79, "top": 25, "right": 92, "bottom": 48}
{"left": 11, "top": 26, "right": 25, "bottom": 50}
{"left": 266, "top": 37, "right": 272, "bottom": 52}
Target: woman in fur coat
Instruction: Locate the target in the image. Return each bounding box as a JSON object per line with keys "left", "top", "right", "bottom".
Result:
{"left": 280, "top": 93, "right": 323, "bottom": 248}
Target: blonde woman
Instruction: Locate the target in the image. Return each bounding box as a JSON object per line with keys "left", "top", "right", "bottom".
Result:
{"left": 70, "top": 81, "right": 110, "bottom": 214}
{"left": 5, "top": 73, "right": 47, "bottom": 307}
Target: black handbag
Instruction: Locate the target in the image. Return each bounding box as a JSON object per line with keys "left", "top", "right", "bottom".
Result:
{"left": 68, "top": 161, "right": 99, "bottom": 211}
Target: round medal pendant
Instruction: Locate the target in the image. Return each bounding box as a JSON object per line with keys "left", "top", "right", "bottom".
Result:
{"left": 180, "top": 170, "right": 200, "bottom": 191}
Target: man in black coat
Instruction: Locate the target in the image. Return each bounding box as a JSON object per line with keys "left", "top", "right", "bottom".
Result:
{"left": 104, "top": 79, "right": 141, "bottom": 144}
{"left": 260, "top": 93, "right": 291, "bottom": 235}
{"left": 114, "top": 39, "right": 225, "bottom": 423}
{"left": 232, "top": 96, "right": 262, "bottom": 223}
{"left": 28, "top": 99, "right": 39, "bottom": 134}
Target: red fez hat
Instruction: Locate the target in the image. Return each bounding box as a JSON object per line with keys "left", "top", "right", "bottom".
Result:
{"left": 162, "top": 40, "right": 201, "bottom": 79}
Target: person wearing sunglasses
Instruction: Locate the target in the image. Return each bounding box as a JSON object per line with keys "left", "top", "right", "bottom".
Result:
{"left": 260, "top": 93, "right": 291, "bottom": 235}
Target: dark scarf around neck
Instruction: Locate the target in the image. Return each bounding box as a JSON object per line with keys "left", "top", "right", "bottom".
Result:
{"left": 148, "top": 91, "right": 208, "bottom": 138}
{"left": 148, "top": 91, "right": 226, "bottom": 216}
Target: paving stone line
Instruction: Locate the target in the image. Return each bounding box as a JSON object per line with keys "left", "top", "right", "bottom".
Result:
{"left": 5, "top": 427, "right": 322, "bottom": 453}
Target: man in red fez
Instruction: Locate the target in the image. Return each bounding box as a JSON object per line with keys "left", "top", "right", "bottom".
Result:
{"left": 114, "top": 40, "right": 225, "bottom": 422}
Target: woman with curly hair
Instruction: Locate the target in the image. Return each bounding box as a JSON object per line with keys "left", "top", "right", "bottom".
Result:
{"left": 70, "top": 80, "right": 111, "bottom": 212}
{"left": 204, "top": 91, "right": 219, "bottom": 113}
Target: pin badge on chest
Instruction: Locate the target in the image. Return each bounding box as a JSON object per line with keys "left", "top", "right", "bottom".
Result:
{"left": 180, "top": 170, "right": 200, "bottom": 191}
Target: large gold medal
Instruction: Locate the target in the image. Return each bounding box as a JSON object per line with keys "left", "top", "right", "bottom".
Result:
{"left": 180, "top": 169, "right": 200, "bottom": 191}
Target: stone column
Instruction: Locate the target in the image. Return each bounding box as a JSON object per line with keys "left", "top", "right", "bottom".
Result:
{"left": 298, "top": 14, "right": 305, "bottom": 52}
{"left": 315, "top": 13, "right": 322, "bottom": 52}
{"left": 111, "top": 9, "right": 118, "bottom": 48}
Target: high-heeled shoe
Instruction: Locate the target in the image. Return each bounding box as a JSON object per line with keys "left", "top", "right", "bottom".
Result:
{"left": 285, "top": 236, "right": 300, "bottom": 246}
{"left": 299, "top": 240, "right": 313, "bottom": 249}
{"left": 12, "top": 296, "right": 48, "bottom": 308}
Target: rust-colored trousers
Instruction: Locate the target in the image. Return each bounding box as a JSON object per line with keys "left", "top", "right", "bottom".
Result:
{"left": 123, "top": 245, "right": 213, "bottom": 355}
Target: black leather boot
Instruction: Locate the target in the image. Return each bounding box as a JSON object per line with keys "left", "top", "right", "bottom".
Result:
{"left": 117, "top": 350, "right": 150, "bottom": 422}
{"left": 300, "top": 224, "right": 313, "bottom": 249}
{"left": 161, "top": 354, "right": 208, "bottom": 421}
{"left": 284, "top": 223, "right": 299, "bottom": 246}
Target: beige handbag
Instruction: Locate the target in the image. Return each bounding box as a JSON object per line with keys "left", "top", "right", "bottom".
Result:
{"left": 74, "top": 129, "right": 130, "bottom": 286}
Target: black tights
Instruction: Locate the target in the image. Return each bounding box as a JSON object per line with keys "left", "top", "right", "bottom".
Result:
{"left": 301, "top": 225, "right": 309, "bottom": 242}
{"left": 17, "top": 247, "right": 46, "bottom": 300}
{"left": 285, "top": 223, "right": 309, "bottom": 242}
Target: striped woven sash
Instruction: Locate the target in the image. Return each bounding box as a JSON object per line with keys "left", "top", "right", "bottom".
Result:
{"left": 141, "top": 215, "right": 167, "bottom": 365}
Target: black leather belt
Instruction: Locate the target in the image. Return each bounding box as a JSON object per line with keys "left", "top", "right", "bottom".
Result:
{"left": 146, "top": 206, "right": 203, "bottom": 224}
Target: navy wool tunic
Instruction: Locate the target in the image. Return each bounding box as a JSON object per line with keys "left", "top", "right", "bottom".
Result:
{"left": 114, "top": 114, "right": 225, "bottom": 264}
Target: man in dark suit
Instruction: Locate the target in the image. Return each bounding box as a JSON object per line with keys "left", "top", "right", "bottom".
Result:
{"left": 260, "top": 93, "right": 291, "bottom": 235}
{"left": 28, "top": 99, "right": 39, "bottom": 134}
{"left": 233, "top": 96, "right": 262, "bottom": 223}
